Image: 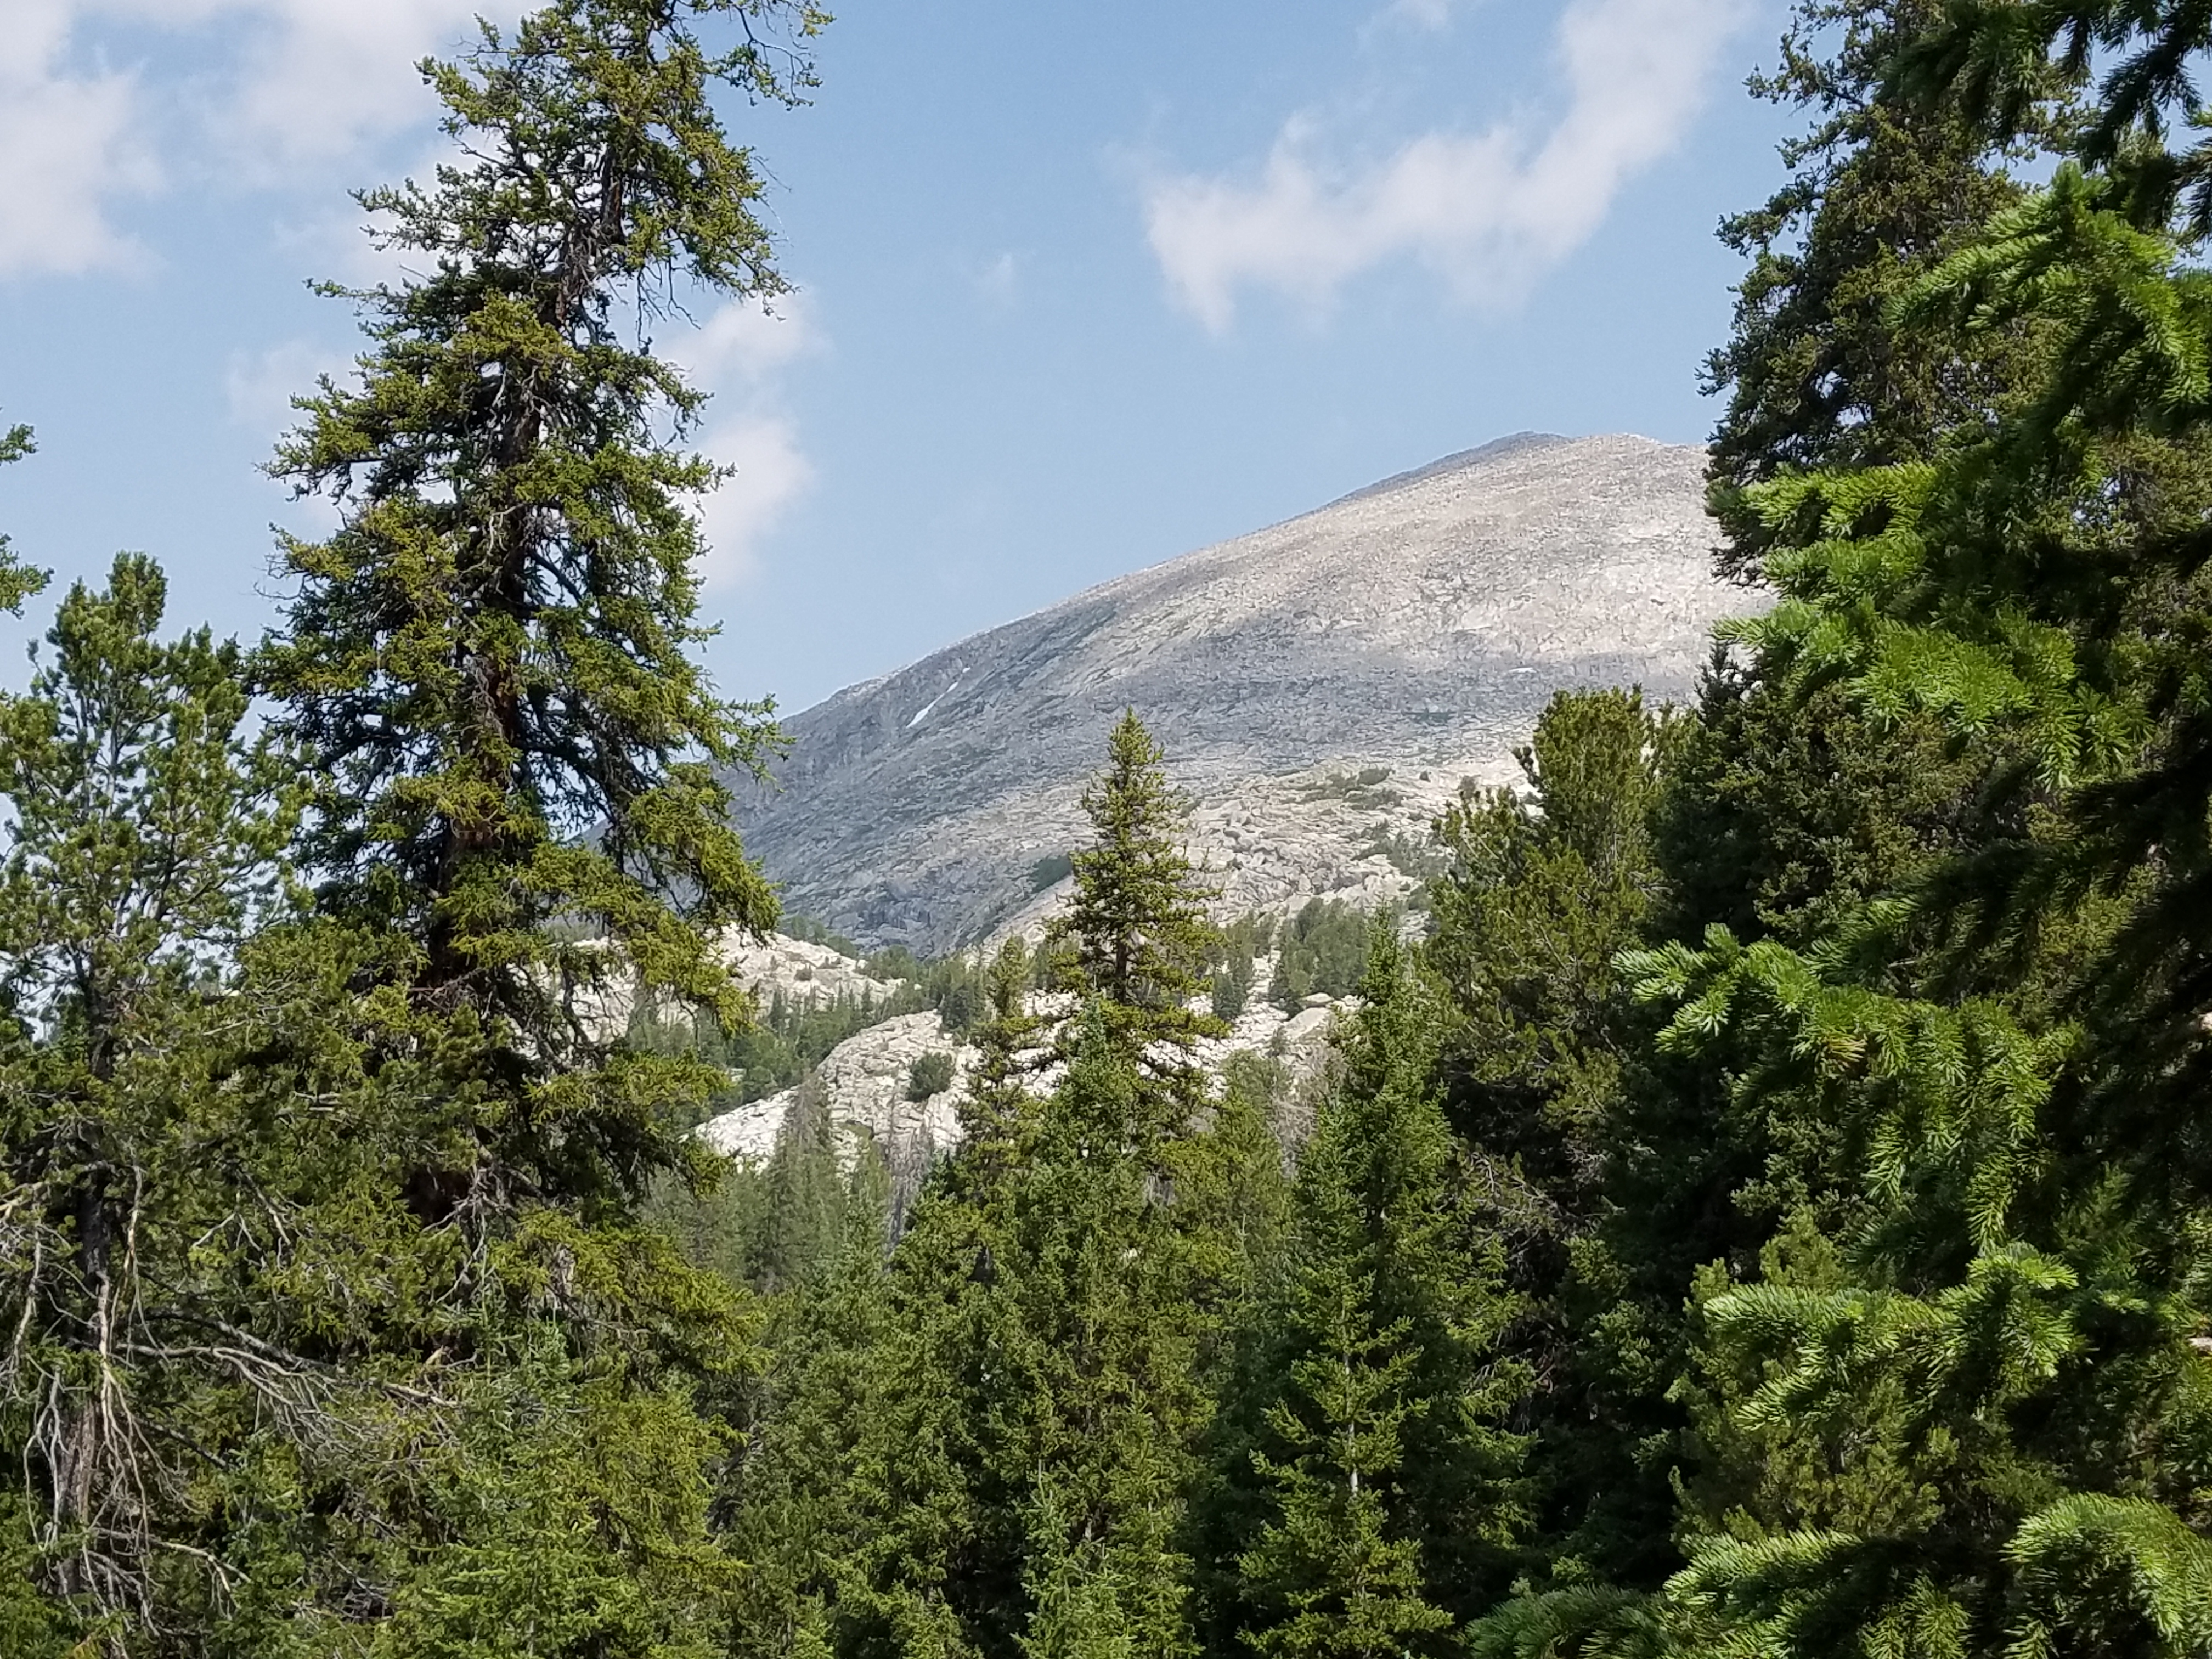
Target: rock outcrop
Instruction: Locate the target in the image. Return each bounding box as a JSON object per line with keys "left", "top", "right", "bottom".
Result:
{"left": 695, "top": 961, "right": 1352, "bottom": 1170}
{"left": 724, "top": 433, "right": 1756, "bottom": 956}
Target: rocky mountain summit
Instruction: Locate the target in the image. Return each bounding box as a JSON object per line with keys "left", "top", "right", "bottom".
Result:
{"left": 726, "top": 433, "right": 1758, "bottom": 957}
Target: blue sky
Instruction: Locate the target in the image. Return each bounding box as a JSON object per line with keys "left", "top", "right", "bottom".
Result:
{"left": 0, "top": 0, "right": 1796, "bottom": 713}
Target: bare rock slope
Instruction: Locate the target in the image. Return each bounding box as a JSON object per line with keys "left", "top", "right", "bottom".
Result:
{"left": 729, "top": 433, "right": 1754, "bottom": 956}
{"left": 697, "top": 975, "right": 1351, "bottom": 1170}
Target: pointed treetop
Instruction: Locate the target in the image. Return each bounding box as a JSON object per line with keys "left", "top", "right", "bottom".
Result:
{"left": 1059, "top": 709, "right": 1220, "bottom": 1030}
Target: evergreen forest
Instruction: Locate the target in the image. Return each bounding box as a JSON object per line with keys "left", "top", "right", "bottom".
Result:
{"left": 3, "top": 0, "right": 2212, "bottom": 1653}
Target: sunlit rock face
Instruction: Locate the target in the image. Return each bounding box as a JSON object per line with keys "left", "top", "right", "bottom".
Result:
{"left": 692, "top": 970, "right": 1353, "bottom": 1189}
{"left": 723, "top": 433, "right": 1760, "bottom": 957}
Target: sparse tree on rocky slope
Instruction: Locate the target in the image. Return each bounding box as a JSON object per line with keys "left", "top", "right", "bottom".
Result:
{"left": 1054, "top": 710, "right": 1223, "bottom": 1102}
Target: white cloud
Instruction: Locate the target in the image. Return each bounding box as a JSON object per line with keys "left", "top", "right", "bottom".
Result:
{"left": 680, "top": 296, "right": 824, "bottom": 586}
{"left": 681, "top": 293, "right": 821, "bottom": 385}
{"left": 195, "top": 0, "right": 518, "bottom": 181}
{"left": 0, "top": 0, "right": 516, "bottom": 279}
{"left": 696, "top": 415, "right": 814, "bottom": 586}
{"left": 975, "top": 251, "right": 1020, "bottom": 304}
{"left": 1144, "top": 0, "right": 1753, "bottom": 330}
{"left": 224, "top": 338, "right": 349, "bottom": 436}
{"left": 0, "top": 1, "right": 155, "bottom": 275}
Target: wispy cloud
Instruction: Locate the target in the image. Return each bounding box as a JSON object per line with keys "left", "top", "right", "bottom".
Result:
{"left": 0, "top": 0, "right": 517, "bottom": 279}
{"left": 975, "top": 251, "right": 1020, "bottom": 305}
{"left": 685, "top": 293, "right": 821, "bottom": 384}
{"left": 679, "top": 297, "right": 823, "bottom": 586}
{"left": 1144, "top": 0, "right": 1753, "bottom": 331}
{"left": 0, "top": 1, "right": 155, "bottom": 276}
{"left": 1379, "top": 0, "right": 1463, "bottom": 31}
{"left": 696, "top": 416, "right": 815, "bottom": 587}
{"left": 224, "top": 340, "right": 351, "bottom": 436}
{"left": 201, "top": 0, "right": 515, "bottom": 180}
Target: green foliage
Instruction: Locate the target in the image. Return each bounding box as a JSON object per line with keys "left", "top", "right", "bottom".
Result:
{"left": 726, "top": 1152, "right": 892, "bottom": 1659}
{"left": 825, "top": 1013, "right": 1218, "bottom": 1659}
{"left": 1419, "top": 689, "right": 1691, "bottom": 1589}
{"left": 373, "top": 1335, "right": 743, "bottom": 1659}
{"left": 1180, "top": 1051, "right": 1293, "bottom": 1318}
{"left": 1052, "top": 710, "right": 1225, "bottom": 1141}
{"left": 861, "top": 945, "right": 995, "bottom": 1037}
{"left": 0, "top": 3, "right": 832, "bottom": 1646}
{"left": 1702, "top": 0, "right": 2070, "bottom": 578}
{"left": 1299, "top": 767, "right": 1398, "bottom": 808}
{"left": 0, "top": 558, "right": 315, "bottom": 1638}
{"left": 1266, "top": 899, "right": 1373, "bottom": 1012}
{"left": 758, "top": 1079, "right": 848, "bottom": 1292}
{"left": 782, "top": 913, "right": 866, "bottom": 955}
{"left": 8, "top": 2, "right": 850, "bottom": 1651}
{"left": 1056, "top": 712, "right": 1221, "bottom": 1037}
{"left": 1363, "top": 823, "right": 1448, "bottom": 885}
{"left": 1534, "top": 8, "right": 2212, "bottom": 1650}
{"left": 802, "top": 719, "right": 1263, "bottom": 1659}
{"left": 1205, "top": 912, "right": 1274, "bottom": 1023}
{"left": 644, "top": 1151, "right": 772, "bottom": 1288}
{"left": 0, "top": 415, "right": 48, "bottom": 614}
{"left": 1223, "top": 935, "right": 1528, "bottom": 1657}
{"left": 258, "top": 0, "right": 823, "bottom": 1225}
{"left": 909, "top": 1050, "right": 957, "bottom": 1102}
{"left": 720, "top": 982, "right": 927, "bottom": 1107}
{"left": 26, "top": 0, "right": 2212, "bottom": 1652}
{"left": 1430, "top": 687, "right": 1679, "bottom": 1202}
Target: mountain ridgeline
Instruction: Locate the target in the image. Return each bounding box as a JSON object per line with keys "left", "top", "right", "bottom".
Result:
{"left": 727, "top": 433, "right": 1756, "bottom": 954}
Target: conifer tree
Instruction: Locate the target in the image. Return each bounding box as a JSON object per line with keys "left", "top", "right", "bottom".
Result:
{"left": 1170, "top": 1050, "right": 1292, "bottom": 1338}
{"left": 759, "top": 1075, "right": 847, "bottom": 1291}
{"left": 998, "top": 1020, "right": 1209, "bottom": 1659}
{"left": 0, "top": 558, "right": 309, "bottom": 1643}
{"left": 960, "top": 936, "right": 1046, "bottom": 1187}
{"left": 1420, "top": 690, "right": 1690, "bottom": 1585}
{"left": 1524, "top": 7, "right": 2212, "bottom": 1652}
{"left": 1221, "top": 935, "right": 1526, "bottom": 1657}
{"left": 729, "top": 1145, "right": 893, "bottom": 1659}
{"left": 1702, "top": 0, "right": 2069, "bottom": 577}
{"left": 837, "top": 1036, "right": 1211, "bottom": 1659}
{"left": 832, "top": 719, "right": 1238, "bottom": 1659}
{"left": 1429, "top": 689, "right": 1679, "bottom": 1235}
{"left": 218, "top": 1, "right": 819, "bottom": 1645}
{"left": 806, "top": 945, "right": 1047, "bottom": 1656}
{"left": 1054, "top": 710, "right": 1223, "bottom": 1110}
{"left": 260, "top": 0, "right": 823, "bottom": 1226}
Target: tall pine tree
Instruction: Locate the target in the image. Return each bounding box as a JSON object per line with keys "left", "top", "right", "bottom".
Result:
{"left": 225, "top": 1, "right": 819, "bottom": 1646}
{"left": 1217, "top": 934, "right": 1526, "bottom": 1659}
{"left": 260, "top": 0, "right": 821, "bottom": 1226}
{"left": 828, "top": 714, "right": 1235, "bottom": 1658}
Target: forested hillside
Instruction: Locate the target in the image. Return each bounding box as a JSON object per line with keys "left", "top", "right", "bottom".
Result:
{"left": 4, "top": 0, "right": 2212, "bottom": 1655}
